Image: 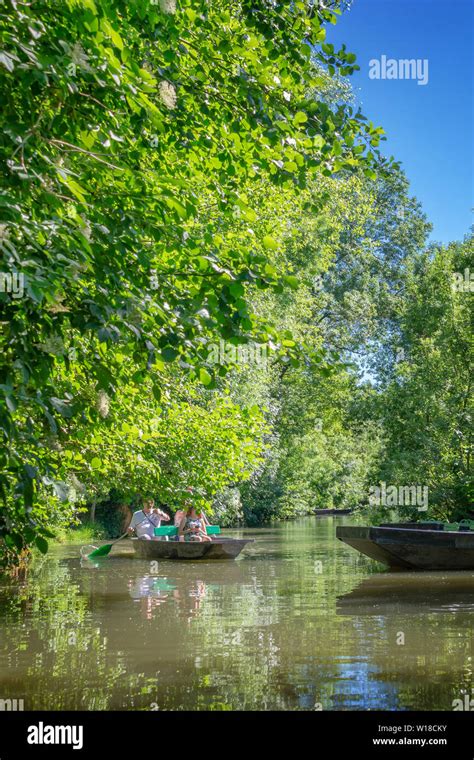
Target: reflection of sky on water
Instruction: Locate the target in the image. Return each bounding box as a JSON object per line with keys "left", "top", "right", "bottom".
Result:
{"left": 330, "top": 662, "right": 402, "bottom": 711}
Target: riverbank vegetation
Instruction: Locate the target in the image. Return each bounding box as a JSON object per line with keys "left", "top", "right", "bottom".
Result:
{"left": 1, "top": 0, "right": 472, "bottom": 567}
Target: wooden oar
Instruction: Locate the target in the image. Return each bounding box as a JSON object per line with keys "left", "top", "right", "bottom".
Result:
{"left": 87, "top": 532, "right": 129, "bottom": 558}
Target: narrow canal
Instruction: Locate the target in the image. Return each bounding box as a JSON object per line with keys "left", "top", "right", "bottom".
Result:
{"left": 0, "top": 517, "right": 472, "bottom": 710}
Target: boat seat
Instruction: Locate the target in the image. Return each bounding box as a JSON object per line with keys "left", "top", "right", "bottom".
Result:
{"left": 423, "top": 519, "right": 474, "bottom": 532}
{"left": 154, "top": 526, "right": 178, "bottom": 537}
{"left": 441, "top": 520, "right": 474, "bottom": 532}
{"left": 153, "top": 525, "right": 221, "bottom": 537}
{"left": 458, "top": 519, "right": 474, "bottom": 532}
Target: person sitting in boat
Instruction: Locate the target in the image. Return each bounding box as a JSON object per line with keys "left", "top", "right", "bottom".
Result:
{"left": 174, "top": 486, "right": 209, "bottom": 528}
{"left": 174, "top": 486, "right": 196, "bottom": 529}
{"left": 128, "top": 498, "right": 170, "bottom": 540}
{"left": 174, "top": 508, "right": 186, "bottom": 529}
{"left": 178, "top": 507, "right": 212, "bottom": 543}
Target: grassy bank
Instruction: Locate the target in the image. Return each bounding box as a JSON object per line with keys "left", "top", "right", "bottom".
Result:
{"left": 53, "top": 522, "right": 107, "bottom": 545}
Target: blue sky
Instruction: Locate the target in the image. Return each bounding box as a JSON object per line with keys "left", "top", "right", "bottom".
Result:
{"left": 325, "top": 0, "right": 473, "bottom": 244}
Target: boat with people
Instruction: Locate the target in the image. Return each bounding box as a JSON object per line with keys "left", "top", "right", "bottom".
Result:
{"left": 131, "top": 525, "right": 254, "bottom": 559}
{"left": 336, "top": 520, "right": 474, "bottom": 571}
{"left": 131, "top": 534, "right": 253, "bottom": 561}
{"left": 123, "top": 496, "right": 254, "bottom": 561}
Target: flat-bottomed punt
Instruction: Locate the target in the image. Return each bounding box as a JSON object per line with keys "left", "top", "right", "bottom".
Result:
{"left": 132, "top": 536, "right": 253, "bottom": 560}
{"left": 314, "top": 508, "right": 352, "bottom": 516}
{"left": 336, "top": 523, "right": 474, "bottom": 570}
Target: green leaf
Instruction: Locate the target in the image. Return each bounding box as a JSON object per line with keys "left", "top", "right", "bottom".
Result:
{"left": 58, "top": 175, "right": 89, "bottom": 204}
{"left": 294, "top": 111, "right": 308, "bottom": 125}
{"left": 284, "top": 275, "right": 299, "bottom": 289}
{"left": 50, "top": 398, "right": 73, "bottom": 418}
{"left": 229, "top": 282, "right": 244, "bottom": 298}
{"left": 262, "top": 235, "right": 278, "bottom": 251}
{"left": 35, "top": 536, "right": 49, "bottom": 554}
{"left": 161, "top": 347, "right": 179, "bottom": 362}
{"left": 199, "top": 368, "right": 212, "bottom": 386}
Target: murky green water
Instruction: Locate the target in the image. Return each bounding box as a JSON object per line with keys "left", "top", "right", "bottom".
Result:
{"left": 0, "top": 517, "right": 473, "bottom": 710}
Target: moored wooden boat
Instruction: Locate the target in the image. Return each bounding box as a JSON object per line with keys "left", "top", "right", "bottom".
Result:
{"left": 131, "top": 536, "right": 253, "bottom": 560}
{"left": 314, "top": 508, "right": 352, "bottom": 516}
{"left": 336, "top": 524, "right": 474, "bottom": 570}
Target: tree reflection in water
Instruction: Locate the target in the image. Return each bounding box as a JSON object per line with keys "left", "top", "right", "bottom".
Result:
{"left": 0, "top": 519, "right": 472, "bottom": 711}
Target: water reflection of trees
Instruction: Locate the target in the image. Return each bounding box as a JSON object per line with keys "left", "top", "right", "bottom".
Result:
{"left": 0, "top": 558, "right": 131, "bottom": 709}
{"left": 0, "top": 519, "right": 472, "bottom": 710}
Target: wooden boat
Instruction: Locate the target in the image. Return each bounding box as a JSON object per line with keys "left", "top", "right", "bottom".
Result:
{"left": 131, "top": 536, "right": 253, "bottom": 561}
{"left": 336, "top": 523, "right": 474, "bottom": 570}
{"left": 314, "top": 508, "right": 352, "bottom": 516}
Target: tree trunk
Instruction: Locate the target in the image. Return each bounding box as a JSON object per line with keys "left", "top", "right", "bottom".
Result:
{"left": 89, "top": 501, "right": 97, "bottom": 523}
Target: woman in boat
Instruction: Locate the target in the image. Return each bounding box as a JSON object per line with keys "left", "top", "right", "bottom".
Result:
{"left": 174, "top": 508, "right": 185, "bottom": 529}
{"left": 178, "top": 507, "right": 212, "bottom": 543}
{"left": 174, "top": 486, "right": 193, "bottom": 531}
{"left": 175, "top": 487, "right": 210, "bottom": 534}
{"left": 174, "top": 495, "right": 191, "bottom": 535}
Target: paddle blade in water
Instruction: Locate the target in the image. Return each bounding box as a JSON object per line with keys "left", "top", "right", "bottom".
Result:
{"left": 87, "top": 544, "right": 113, "bottom": 558}
{"left": 80, "top": 544, "right": 98, "bottom": 559}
